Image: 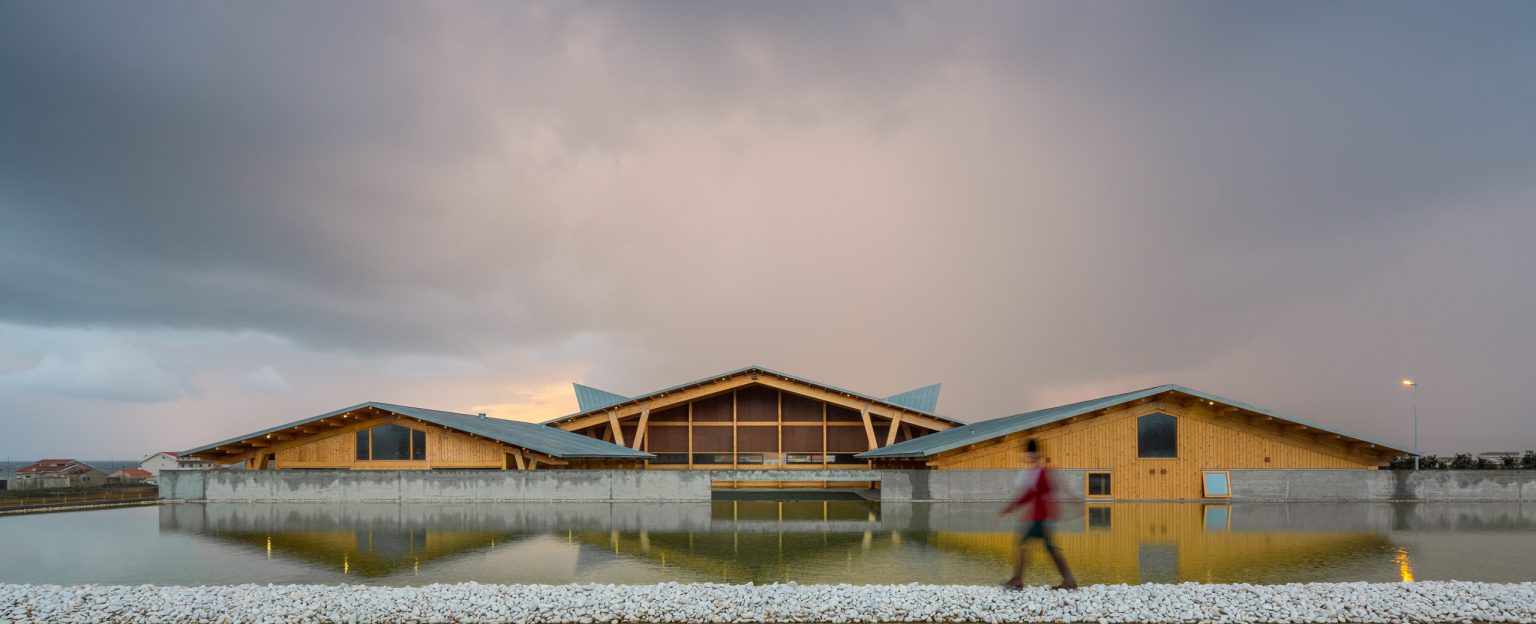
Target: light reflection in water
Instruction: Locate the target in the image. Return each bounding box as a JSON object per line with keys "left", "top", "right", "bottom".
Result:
{"left": 1394, "top": 547, "right": 1415, "bottom": 582}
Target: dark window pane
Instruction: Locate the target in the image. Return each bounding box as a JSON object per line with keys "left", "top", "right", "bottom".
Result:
{"left": 1088, "top": 472, "right": 1112, "bottom": 496}
{"left": 785, "top": 454, "right": 823, "bottom": 464}
{"left": 827, "top": 453, "right": 863, "bottom": 464}
{"left": 411, "top": 429, "right": 426, "bottom": 460}
{"left": 370, "top": 424, "right": 412, "bottom": 460}
{"left": 691, "top": 453, "right": 733, "bottom": 465}
{"left": 650, "top": 453, "right": 689, "bottom": 465}
{"left": 1137, "top": 413, "right": 1178, "bottom": 458}
{"left": 355, "top": 430, "right": 369, "bottom": 460}
{"left": 736, "top": 454, "right": 765, "bottom": 464}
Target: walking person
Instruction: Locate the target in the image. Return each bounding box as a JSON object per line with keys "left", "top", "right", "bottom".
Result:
{"left": 998, "top": 438, "right": 1077, "bottom": 590}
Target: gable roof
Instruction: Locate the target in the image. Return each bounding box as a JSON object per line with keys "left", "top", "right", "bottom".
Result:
{"left": 183, "top": 402, "right": 652, "bottom": 460}
{"left": 18, "top": 459, "right": 87, "bottom": 474}
{"left": 546, "top": 365, "right": 961, "bottom": 426}
{"left": 858, "top": 384, "right": 1414, "bottom": 459}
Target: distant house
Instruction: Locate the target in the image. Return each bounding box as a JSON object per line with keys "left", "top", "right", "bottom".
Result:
{"left": 13, "top": 459, "right": 108, "bottom": 490}
{"left": 139, "top": 452, "right": 212, "bottom": 483}
{"left": 109, "top": 469, "right": 153, "bottom": 483}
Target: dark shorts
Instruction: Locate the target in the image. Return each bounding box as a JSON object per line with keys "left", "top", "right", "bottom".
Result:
{"left": 1016, "top": 521, "right": 1056, "bottom": 547}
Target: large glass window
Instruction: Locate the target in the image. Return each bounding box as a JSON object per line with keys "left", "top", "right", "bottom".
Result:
{"left": 356, "top": 424, "right": 427, "bottom": 461}
{"left": 1137, "top": 412, "right": 1178, "bottom": 458}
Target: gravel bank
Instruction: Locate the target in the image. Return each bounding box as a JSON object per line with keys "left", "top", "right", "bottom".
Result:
{"left": 2, "top": 581, "right": 1533, "bottom": 623}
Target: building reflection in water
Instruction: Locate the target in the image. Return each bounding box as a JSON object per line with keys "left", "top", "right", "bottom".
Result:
{"left": 157, "top": 500, "right": 1530, "bottom": 585}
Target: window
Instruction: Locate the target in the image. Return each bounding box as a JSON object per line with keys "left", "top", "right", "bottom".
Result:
{"left": 1137, "top": 413, "right": 1178, "bottom": 458}
{"left": 355, "top": 424, "right": 427, "bottom": 461}
{"left": 371, "top": 424, "right": 412, "bottom": 460}
{"left": 1086, "top": 472, "right": 1113, "bottom": 497}
{"left": 784, "top": 454, "right": 824, "bottom": 464}
{"left": 691, "top": 453, "right": 733, "bottom": 465}
{"left": 1202, "top": 470, "right": 1231, "bottom": 498}
{"left": 650, "top": 453, "right": 689, "bottom": 465}
{"left": 736, "top": 454, "right": 765, "bottom": 465}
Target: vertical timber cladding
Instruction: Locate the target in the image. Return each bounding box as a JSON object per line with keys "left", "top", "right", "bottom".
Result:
{"left": 929, "top": 398, "right": 1385, "bottom": 500}
{"left": 562, "top": 377, "right": 951, "bottom": 484}
{"left": 272, "top": 413, "right": 507, "bottom": 469}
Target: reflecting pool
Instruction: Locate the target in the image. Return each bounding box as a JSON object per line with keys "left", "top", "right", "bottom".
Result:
{"left": 0, "top": 501, "right": 1531, "bottom": 586}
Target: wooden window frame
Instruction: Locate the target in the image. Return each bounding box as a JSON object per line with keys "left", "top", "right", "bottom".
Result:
{"left": 1085, "top": 470, "right": 1113, "bottom": 499}
{"left": 1201, "top": 469, "right": 1232, "bottom": 498}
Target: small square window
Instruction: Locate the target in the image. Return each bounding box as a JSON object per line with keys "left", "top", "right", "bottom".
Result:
{"left": 1087, "top": 472, "right": 1112, "bottom": 497}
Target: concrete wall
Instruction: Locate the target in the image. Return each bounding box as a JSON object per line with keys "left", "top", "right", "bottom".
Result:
{"left": 160, "top": 468, "right": 1536, "bottom": 502}
{"left": 877, "top": 469, "right": 1087, "bottom": 502}
{"left": 878, "top": 469, "right": 1536, "bottom": 502}
{"left": 160, "top": 469, "right": 712, "bottom": 502}
{"left": 1229, "top": 469, "right": 1536, "bottom": 502}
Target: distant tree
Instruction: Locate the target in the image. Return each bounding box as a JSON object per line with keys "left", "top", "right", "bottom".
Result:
{"left": 1450, "top": 453, "right": 1476, "bottom": 469}
{"left": 1523, "top": 450, "right": 1536, "bottom": 470}
{"left": 1387, "top": 455, "right": 1416, "bottom": 470}
{"left": 1474, "top": 456, "right": 1492, "bottom": 470}
{"left": 1501, "top": 455, "right": 1521, "bottom": 469}
{"left": 1421, "top": 455, "right": 1444, "bottom": 469}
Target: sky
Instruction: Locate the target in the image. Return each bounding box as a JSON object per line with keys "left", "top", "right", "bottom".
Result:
{"left": 2, "top": 1, "right": 1535, "bottom": 460}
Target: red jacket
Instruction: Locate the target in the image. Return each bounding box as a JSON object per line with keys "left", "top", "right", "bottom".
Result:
{"left": 1001, "top": 467, "right": 1056, "bottom": 522}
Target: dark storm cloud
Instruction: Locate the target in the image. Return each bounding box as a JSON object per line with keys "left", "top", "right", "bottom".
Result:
{"left": 2, "top": 1, "right": 1535, "bottom": 456}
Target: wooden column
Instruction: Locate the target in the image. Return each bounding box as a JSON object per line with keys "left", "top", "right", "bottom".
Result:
{"left": 732, "top": 390, "right": 739, "bottom": 470}
{"left": 821, "top": 400, "right": 829, "bottom": 485}
{"left": 776, "top": 390, "right": 783, "bottom": 489}
{"left": 687, "top": 401, "right": 694, "bottom": 469}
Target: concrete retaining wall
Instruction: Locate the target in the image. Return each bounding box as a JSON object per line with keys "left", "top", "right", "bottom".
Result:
{"left": 1229, "top": 469, "right": 1536, "bottom": 502}
{"left": 161, "top": 469, "right": 1536, "bottom": 502}
{"left": 160, "top": 469, "right": 712, "bottom": 502}
{"left": 878, "top": 469, "right": 1536, "bottom": 502}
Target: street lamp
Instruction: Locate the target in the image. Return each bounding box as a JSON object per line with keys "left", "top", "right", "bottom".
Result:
{"left": 1401, "top": 379, "right": 1419, "bottom": 470}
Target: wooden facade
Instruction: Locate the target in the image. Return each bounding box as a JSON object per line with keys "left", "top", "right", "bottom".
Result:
{"left": 546, "top": 369, "right": 961, "bottom": 484}
{"left": 869, "top": 389, "right": 1405, "bottom": 500}
{"left": 185, "top": 404, "right": 646, "bottom": 471}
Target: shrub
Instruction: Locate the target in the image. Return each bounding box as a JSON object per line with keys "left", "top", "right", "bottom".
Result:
{"left": 1524, "top": 450, "right": 1536, "bottom": 470}
{"left": 1449, "top": 453, "right": 1476, "bottom": 469}
{"left": 1501, "top": 455, "right": 1521, "bottom": 469}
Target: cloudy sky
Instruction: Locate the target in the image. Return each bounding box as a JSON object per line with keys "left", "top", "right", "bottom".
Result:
{"left": 2, "top": 1, "right": 1534, "bottom": 460}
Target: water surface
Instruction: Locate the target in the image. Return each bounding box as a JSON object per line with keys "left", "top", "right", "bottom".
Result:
{"left": 0, "top": 501, "right": 1531, "bottom": 586}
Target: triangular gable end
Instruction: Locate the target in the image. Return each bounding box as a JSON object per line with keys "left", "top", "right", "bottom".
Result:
{"left": 573, "top": 383, "right": 631, "bottom": 412}
{"left": 884, "top": 383, "right": 942, "bottom": 413}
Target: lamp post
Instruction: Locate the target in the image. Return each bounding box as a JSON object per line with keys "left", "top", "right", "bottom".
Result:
{"left": 1402, "top": 379, "right": 1419, "bottom": 470}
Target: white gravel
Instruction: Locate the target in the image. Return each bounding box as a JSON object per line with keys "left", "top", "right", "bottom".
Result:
{"left": 2, "top": 581, "right": 1533, "bottom": 623}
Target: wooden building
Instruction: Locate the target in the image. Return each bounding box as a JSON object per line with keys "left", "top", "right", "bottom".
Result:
{"left": 860, "top": 384, "right": 1413, "bottom": 500}
{"left": 181, "top": 402, "right": 650, "bottom": 470}
{"left": 542, "top": 366, "right": 963, "bottom": 482}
